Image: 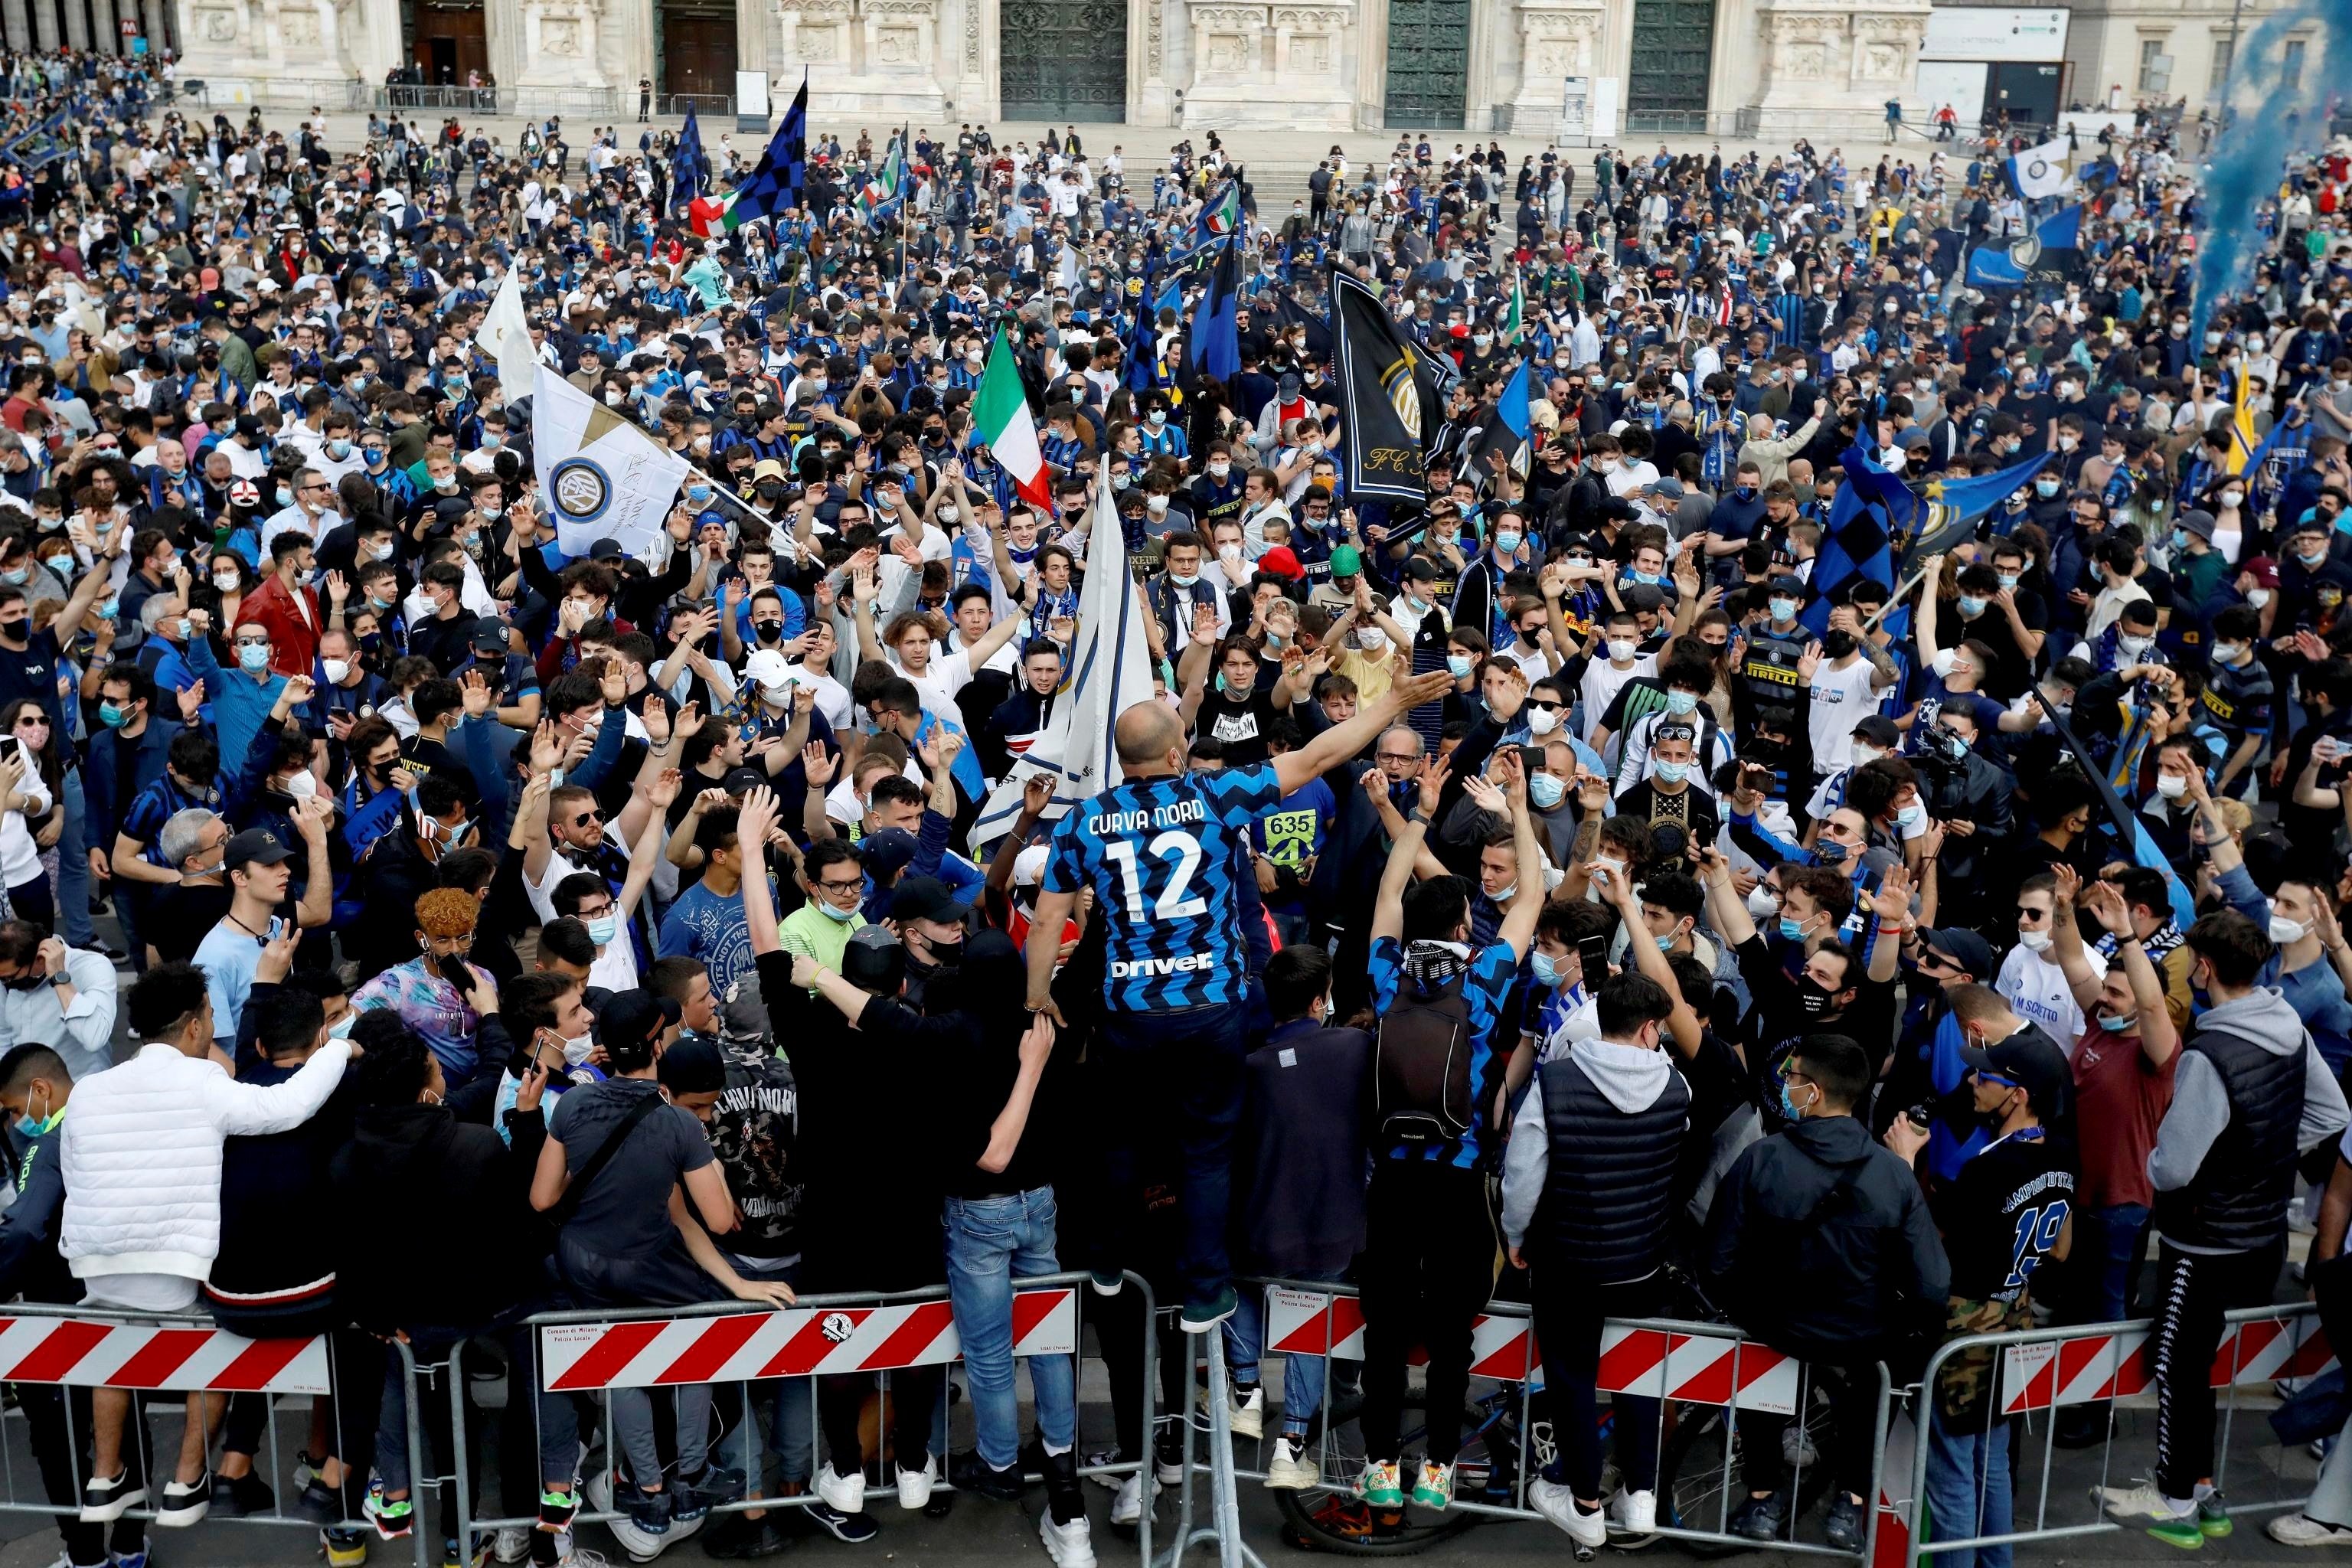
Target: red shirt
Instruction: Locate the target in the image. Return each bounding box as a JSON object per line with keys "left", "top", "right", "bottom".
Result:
{"left": 2070, "top": 1023, "right": 2177, "bottom": 1210}
{"left": 234, "top": 573, "right": 323, "bottom": 680}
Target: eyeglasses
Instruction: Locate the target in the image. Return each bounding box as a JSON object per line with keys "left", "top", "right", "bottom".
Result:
{"left": 817, "top": 877, "right": 864, "bottom": 895}
{"left": 1375, "top": 752, "right": 1420, "bottom": 765}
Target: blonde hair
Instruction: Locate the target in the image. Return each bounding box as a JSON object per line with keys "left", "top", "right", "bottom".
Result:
{"left": 414, "top": 887, "right": 481, "bottom": 939}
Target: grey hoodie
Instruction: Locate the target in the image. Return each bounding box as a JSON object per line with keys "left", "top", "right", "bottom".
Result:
{"left": 2148, "top": 986, "right": 2350, "bottom": 1250}
{"left": 1500, "top": 1035, "right": 1681, "bottom": 1250}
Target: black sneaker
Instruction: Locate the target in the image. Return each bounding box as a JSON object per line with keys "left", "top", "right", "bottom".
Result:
{"left": 626, "top": 1486, "right": 673, "bottom": 1537}
{"left": 948, "top": 1449, "right": 1024, "bottom": 1502}
{"left": 295, "top": 1478, "right": 345, "bottom": 1525}
{"left": 801, "top": 1500, "right": 879, "bottom": 1543}
{"left": 155, "top": 1472, "right": 211, "bottom": 1527}
{"left": 700, "top": 1512, "right": 792, "bottom": 1559}
{"left": 211, "top": 1471, "right": 275, "bottom": 1517}
{"left": 1823, "top": 1494, "right": 1865, "bottom": 1552}
{"left": 673, "top": 1465, "right": 745, "bottom": 1510}
{"left": 1730, "top": 1491, "right": 1788, "bottom": 1544}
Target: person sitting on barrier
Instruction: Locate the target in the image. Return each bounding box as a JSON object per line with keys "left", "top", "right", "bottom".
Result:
{"left": 2101, "top": 909, "right": 2350, "bottom": 1547}
{"left": 1701, "top": 1033, "right": 1950, "bottom": 1552}
{"left": 1883, "top": 1012, "right": 2075, "bottom": 1568}
{"left": 740, "top": 782, "right": 948, "bottom": 1547}
{"left": 1507, "top": 887, "right": 1699, "bottom": 1550}
{"left": 330, "top": 1018, "right": 570, "bottom": 1568}
{"left": 529, "top": 985, "right": 791, "bottom": 1560}
{"left": 1356, "top": 746, "right": 1541, "bottom": 1516}
{"left": 58, "top": 956, "right": 355, "bottom": 1530}
{"left": 0, "top": 1042, "right": 154, "bottom": 1568}
{"left": 1229, "top": 942, "right": 1374, "bottom": 1493}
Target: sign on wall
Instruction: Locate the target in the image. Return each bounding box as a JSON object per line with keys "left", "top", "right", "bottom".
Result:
{"left": 1920, "top": 6, "right": 2067, "bottom": 61}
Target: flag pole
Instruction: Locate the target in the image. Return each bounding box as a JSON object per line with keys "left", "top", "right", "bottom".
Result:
{"left": 1862, "top": 560, "right": 1936, "bottom": 632}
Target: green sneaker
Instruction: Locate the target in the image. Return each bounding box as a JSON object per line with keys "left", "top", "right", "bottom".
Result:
{"left": 1410, "top": 1461, "right": 1455, "bottom": 1511}
{"left": 2099, "top": 1481, "right": 2203, "bottom": 1550}
{"left": 2198, "top": 1493, "right": 2232, "bottom": 1539}
{"left": 1357, "top": 1459, "right": 1404, "bottom": 1508}
{"left": 1181, "top": 1284, "right": 1238, "bottom": 1334}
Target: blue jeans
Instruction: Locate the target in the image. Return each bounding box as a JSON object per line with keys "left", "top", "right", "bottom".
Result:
{"left": 2082, "top": 1204, "right": 2151, "bottom": 1324}
{"left": 712, "top": 1259, "right": 817, "bottom": 1491}
{"left": 56, "top": 766, "right": 93, "bottom": 948}
{"left": 1226, "top": 1276, "right": 1336, "bottom": 1439}
{"left": 945, "top": 1188, "right": 1076, "bottom": 1469}
{"left": 1097, "top": 1001, "right": 1248, "bottom": 1312}
{"left": 1926, "top": 1403, "right": 2013, "bottom": 1568}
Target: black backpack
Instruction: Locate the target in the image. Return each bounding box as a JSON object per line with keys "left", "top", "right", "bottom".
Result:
{"left": 1375, "top": 971, "right": 1475, "bottom": 1146}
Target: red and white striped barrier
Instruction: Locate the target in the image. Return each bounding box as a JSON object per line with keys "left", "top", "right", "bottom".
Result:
{"left": 0, "top": 1317, "right": 328, "bottom": 1393}
{"left": 1999, "top": 1315, "right": 2335, "bottom": 1415}
{"left": 1263, "top": 1288, "right": 1802, "bottom": 1415}
{"left": 538, "top": 1288, "right": 1077, "bottom": 1392}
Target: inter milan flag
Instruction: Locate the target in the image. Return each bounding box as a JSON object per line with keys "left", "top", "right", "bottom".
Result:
{"left": 1897, "top": 449, "right": 2056, "bottom": 567}
{"left": 1967, "top": 204, "right": 2085, "bottom": 289}
{"left": 1187, "top": 229, "right": 1242, "bottom": 383}
{"left": 673, "top": 106, "right": 711, "bottom": 206}
{"left": 2033, "top": 687, "right": 2200, "bottom": 933}
{"left": 1468, "top": 359, "right": 1534, "bottom": 483}
{"left": 1124, "top": 259, "right": 1160, "bottom": 394}
{"left": 2, "top": 113, "right": 65, "bottom": 173}
{"left": 1801, "top": 443, "right": 1906, "bottom": 637}
{"left": 1272, "top": 290, "right": 1333, "bottom": 361}
{"left": 1331, "top": 269, "right": 1427, "bottom": 505}
{"left": 688, "top": 74, "right": 807, "bottom": 237}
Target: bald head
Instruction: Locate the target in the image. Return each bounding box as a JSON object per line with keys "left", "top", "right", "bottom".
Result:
{"left": 1115, "top": 701, "right": 1185, "bottom": 770}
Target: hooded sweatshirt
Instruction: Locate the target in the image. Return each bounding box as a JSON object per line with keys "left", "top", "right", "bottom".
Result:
{"left": 2148, "top": 985, "right": 2350, "bottom": 1252}
{"left": 1501, "top": 1035, "right": 1684, "bottom": 1253}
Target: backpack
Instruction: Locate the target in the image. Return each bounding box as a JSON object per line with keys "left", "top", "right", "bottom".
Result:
{"left": 1375, "top": 971, "right": 1475, "bottom": 1146}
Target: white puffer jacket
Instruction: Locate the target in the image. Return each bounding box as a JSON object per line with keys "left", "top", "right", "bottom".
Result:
{"left": 60, "top": 1040, "right": 352, "bottom": 1282}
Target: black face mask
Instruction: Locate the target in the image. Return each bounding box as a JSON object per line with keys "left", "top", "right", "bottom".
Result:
{"left": 1795, "top": 975, "right": 1838, "bottom": 1017}
{"left": 923, "top": 934, "right": 964, "bottom": 970}
{"left": 753, "top": 620, "right": 784, "bottom": 642}
{"left": 1821, "top": 630, "right": 1857, "bottom": 659}
{"left": 1, "top": 969, "right": 43, "bottom": 991}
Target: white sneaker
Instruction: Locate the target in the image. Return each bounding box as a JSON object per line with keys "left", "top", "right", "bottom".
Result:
{"left": 815, "top": 1464, "right": 865, "bottom": 1514}
{"left": 1040, "top": 1509, "right": 1098, "bottom": 1567}
{"left": 1530, "top": 1478, "right": 1608, "bottom": 1548}
{"left": 493, "top": 1524, "right": 532, "bottom": 1563}
{"left": 896, "top": 1454, "right": 936, "bottom": 1510}
{"left": 1607, "top": 1487, "right": 1658, "bottom": 1537}
{"left": 1229, "top": 1385, "right": 1263, "bottom": 1439}
{"left": 2272, "top": 1513, "right": 2352, "bottom": 1546}
{"left": 1109, "top": 1470, "right": 1161, "bottom": 1527}
{"left": 1265, "top": 1436, "right": 1319, "bottom": 1491}
{"left": 555, "top": 1548, "right": 611, "bottom": 1568}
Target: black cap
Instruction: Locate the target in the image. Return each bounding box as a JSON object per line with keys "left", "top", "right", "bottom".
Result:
{"left": 1400, "top": 557, "right": 1439, "bottom": 583}
{"left": 586, "top": 537, "right": 626, "bottom": 560}
{"left": 1917, "top": 926, "right": 1994, "bottom": 982}
{"left": 1851, "top": 714, "right": 1902, "bottom": 749}
{"left": 596, "top": 988, "right": 683, "bottom": 1057}
{"left": 861, "top": 828, "right": 919, "bottom": 883}
{"left": 657, "top": 1034, "right": 727, "bottom": 1094}
{"left": 433, "top": 495, "right": 472, "bottom": 528}
{"left": 1957, "top": 1027, "right": 2071, "bottom": 1119}
{"left": 841, "top": 923, "right": 906, "bottom": 995}
{"left": 720, "top": 766, "right": 769, "bottom": 798}
{"left": 224, "top": 828, "right": 295, "bottom": 873}
{"left": 888, "top": 874, "right": 960, "bottom": 926}
{"left": 471, "top": 621, "right": 511, "bottom": 655}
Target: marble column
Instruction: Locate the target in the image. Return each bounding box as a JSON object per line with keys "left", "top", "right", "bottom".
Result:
{"left": 90, "top": 0, "right": 116, "bottom": 51}
{"left": 62, "top": 0, "right": 87, "bottom": 50}
{"left": 32, "top": 0, "right": 57, "bottom": 53}
{"left": 2, "top": 0, "right": 30, "bottom": 51}
{"left": 951, "top": 0, "right": 998, "bottom": 122}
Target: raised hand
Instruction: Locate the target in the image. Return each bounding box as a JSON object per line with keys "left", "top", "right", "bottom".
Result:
{"left": 1798, "top": 639, "right": 1822, "bottom": 681}
{"left": 1461, "top": 771, "right": 1507, "bottom": 817}
{"left": 283, "top": 673, "right": 316, "bottom": 707}
{"left": 529, "top": 719, "right": 565, "bottom": 775}
{"left": 802, "top": 741, "right": 838, "bottom": 788}
{"left": 1416, "top": 756, "right": 1452, "bottom": 818}
{"left": 461, "top": 667, "right": 494, "bottom": 720}
{"left": 673, "top": 700, "right": 704, "bottom": 740}
{"left": 737, "top": 783, "right": 779, "bottom": 848}
{"left": 647, "top": 767, "right": 684, "bottom": 809}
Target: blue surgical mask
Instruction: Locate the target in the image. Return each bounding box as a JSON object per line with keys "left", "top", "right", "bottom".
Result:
{"left": 1528, "top": 773, "right": 1565, "bottom": 809}
{"left": 1665, "top": 690, "right": 1699, "bottom": 716}
{"left": 1769, "top": 598, "right": 1798, "bottom": 622}
{"left": 328, "top": 1011, "right": 358, "bottom": 1040}
{"left": 585, "top": 915, "right": 619, "bottom": 946}
{"left": 818, "top": 897, "right": 860, "bottom": 924}
{"left": 1655, "top": 760, "right": 1690, "bottom": 784}
{"left": 688, "top": 483, "right": 712, "bottom": 504}
{"left": 97, "top": 701, "right": 129, "bottom": 728}
{"left": 0, "top": 570, "right": 25, "bottom": 586}
{"left": 1494, "top": 530, "right": 1522, "bottom": 555}
{"left": 239, "top": 644, "right": 272, "bottom": 672}
{"left": 274, "top": 486, "right": 292, "bottom": 508}
{"left": 1896, "top": 802, "right": 1926, "bottom": 828}
{"left": 1531, "top": 952, "right": 1564, "bottom": 988}
{"left": 1956, "top": 595, "right": 1988, "bottom": 617}
{"left": 1446, "top": 654, "right": 1474, "bottom": 679}
{"left": 1778, "top": 915, "right": 1808, "bottom": 942}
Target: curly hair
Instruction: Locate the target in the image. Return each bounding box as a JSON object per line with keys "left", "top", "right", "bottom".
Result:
{"left": 413, "top": 887, "right": 481, "bottom": 939}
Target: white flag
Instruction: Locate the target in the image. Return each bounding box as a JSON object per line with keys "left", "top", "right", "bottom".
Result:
{"left": 482, "top": 267, "right": 541, "bottom": 407}
{"left": 2005, "top": 137, "right": 2073, "bottom": 200}
{"left": 531, "top": 367, "right": 691, "bottom": 557}
{"left": 969, "top": 483, "right": 1157, "bottom": 851}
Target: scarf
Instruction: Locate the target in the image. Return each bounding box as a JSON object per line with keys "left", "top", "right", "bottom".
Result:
{"left": 2096, "top": 919, "right": 2182, "bottom": 967}
{"left": 1401, "top": 938, "right": 1472, "bottom": 991}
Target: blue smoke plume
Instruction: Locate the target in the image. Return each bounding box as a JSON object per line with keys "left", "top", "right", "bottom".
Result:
{"left": 2190, "top": 0, "right": 2350, "bottom": 339}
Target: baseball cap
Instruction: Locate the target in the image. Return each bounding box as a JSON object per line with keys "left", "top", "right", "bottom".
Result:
{"left": 1647, "top": 476, "right": 1686, "bottom": 500}
{"left": 1622, "top": 583, "right": 1666, "bottom": 612}
{"left": 2244, "top": 557, "right": 2281, "bottom": 589}
{"left": 1259, "top": 547, "right": 1305, "bottom": 582}
{"left": 596, "top": 988, "right": 683, "bottom": 1057}
{"left": 224, "top": 828, "right": 294, "bottom": 873}
{"left": 1329, "top": 544, "right": 1363, "bottom": 577}
{"left": 889, "top": 874, "right": 961, "bottom": 926}
{"left": 1895, "top": 427, "right": 1932, "bottom": 450}
{"left": 1956, "top": 1027, "right": 2070, "bottom": 1119}
{"left": 1401, "top": 557, "right": 1439, "bottom": 583}
{"left": 720, "top": 766, "right": 769, "bottom": 797}
{"left": 1011, "top": 844, "right": 1050, "bottom": 888}
{"left": 586, "top": 538, "right": 626, "bottom": 560}
{"left": 1916, "top": 925, "right": 1994, "bottom": 982}
{"left": 657, "top": 1034, "right": 727, "bottom": 1094}
{"left": 471, "top": 622, "right": 511, "bottom": 655}
{"left": 741, "top": 648, "right": 792, "bottom": 691}
{"left": 841, "top": 924, "right": 906, "bottom": 995}
{"left": 861, "top": 828, "right": 920, "bottom": 883}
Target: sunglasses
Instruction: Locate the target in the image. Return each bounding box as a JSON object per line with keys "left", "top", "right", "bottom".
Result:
{"left": 571, "top": 811, "right": 603, "bottom": 828}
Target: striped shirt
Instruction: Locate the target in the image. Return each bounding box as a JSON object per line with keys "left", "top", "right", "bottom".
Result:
{"left": 1367, "top": 935, "right": 1519, "bottom": 1169}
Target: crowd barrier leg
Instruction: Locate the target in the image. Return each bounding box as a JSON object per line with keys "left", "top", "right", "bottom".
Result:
{"left": 1158, "top": 1328, "right": 1265, "bottom": 1568}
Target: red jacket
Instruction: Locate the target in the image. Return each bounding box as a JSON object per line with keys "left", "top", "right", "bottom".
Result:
{"left": 234, "top": 573, "right": 323, "bottom": 678}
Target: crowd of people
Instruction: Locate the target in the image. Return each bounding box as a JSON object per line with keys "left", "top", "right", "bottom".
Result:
{"left": 0, "top": 40, "right": 2339, "bottom": 1568}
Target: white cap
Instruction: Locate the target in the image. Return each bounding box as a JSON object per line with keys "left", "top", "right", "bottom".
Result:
{"left": 741, "top": 649, "right": 792, "bottom": 691}
{"left": 1012, "top": 844, "right": 1050, "bottom": 888}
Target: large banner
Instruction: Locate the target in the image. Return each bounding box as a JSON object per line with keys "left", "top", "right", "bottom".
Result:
{"left": 1331, "top": 269, "right": 1429, "bottom": 506}
{"left": 531, "top": 368, "right": 691, "bottom": 558}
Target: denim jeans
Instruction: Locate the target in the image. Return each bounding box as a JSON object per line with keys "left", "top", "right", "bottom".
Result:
{"left": 710, "top": 1259, "right": 817, "bottom": 1491}
{"left": 1926, "top": 1403, "right": 2013, "bottom": 1568}
{"left": 945, "top": 1187, "right": 1077, "bottom": 1469}
{"left": 1226, "top": 1275, "right": 1336, "bottom": 1439}
{"left": 1096, "top": 1001, "right": 1248, "bottom": 1313}
{"left": 379, "top": 1321, "right": 579, "bottom": 1534}
{"left": 56, "top": 766, "right": 93, "bottom": 949}
{"left": 2082, "top": 1204, "right": 2151, "bottom": 1324}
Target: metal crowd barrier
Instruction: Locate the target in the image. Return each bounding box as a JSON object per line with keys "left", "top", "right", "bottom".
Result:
{"left": 0, "top": 1300, "right": 430, "bottom": 1567}
{"left": 1231, "top": 1278, "right": 1897, "bottom": 1560}
{"left": 1905, "top": 1302, "right": 2331, "bottom": 1566}
{"left": 425, "top": 1269, "right": 1159, "bottom": 1561}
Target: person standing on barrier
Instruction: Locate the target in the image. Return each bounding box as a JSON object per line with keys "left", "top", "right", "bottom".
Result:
{"left": 2048, "top": 871, "right": 2178, "bottom": 1451}
{"left": 2102, "top": 910, "right": 2350, "bottom": 1547}
{"left": 1356, "top": 747, "right": 1542, "bottom": 1515}
{"left": 1230, "top": 942, "right": 1374, "bottom": 1491}
{"left": 1024, "top": 666, "right": 1458, "bottom": 1333}
{"left": 1703, "top": 1034, "right": 1949, "bottom": 1552}
{"left": 1504, "top": 959, "right": 1690, "bottom": 1550}
{"left": 59, "top": 956, "right": 355, "bottom": 1531}
{"left": 1883, "top": 1008, "right": 2075, "bottom": 1568}
{"left": 0, "top": 1044, "right": 156, "bottom": 1568}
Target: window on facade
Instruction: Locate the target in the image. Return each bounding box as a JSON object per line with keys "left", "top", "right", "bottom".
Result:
{"left": 2137, "top": 38, "right": 2168, "bottom": 92}
{"left": 2282, "top": 38, "right": 2305, "bottom": 90}
{"left": 2208, "top": 34, "right": 2233, "bottom": 93}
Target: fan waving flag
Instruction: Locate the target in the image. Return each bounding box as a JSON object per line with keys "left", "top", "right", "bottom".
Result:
{"left": 1187, "top": 230, "right": 1242, "bottom": 383}
{"left": 673, "top": 106, "right": 711, "bottom": 207}
{"left": 1331, "top": 267, "right": 1428, "bottom": 506}
{"left": 1967, "top": 204, "right": 2085, "bottom": 289}
{"left": 857, "top": 134, "right": 907, "bottom": 223}
{"left": 1896, "top": 449, "right": 2057, "bottom": 569}
{"left": 1469, "top": 360, "right": 1533, "bottom": 483}
{"left": 1272, "top": 290, "right": 1332, "bottom": 361}
{"left": 687, "top": 75, "right": 806, "bottom": 237}
{"left": 2004, "top": 136, "right": 2073, "bottom": 200}
{"left": 1801, "top": 443, "right": 1908, "bottom": 637}
{"left": 972, "top": 325, "right": 1053, "bottom": 511}
{"left": 1194, "top": 181, "right": 1241, "bottom": 244}
{"left": 1124, "top": 260, "right": 1160, "bottom": 394}
{"left": 1502, "top": 273, "right": 1526, "bottom": 345}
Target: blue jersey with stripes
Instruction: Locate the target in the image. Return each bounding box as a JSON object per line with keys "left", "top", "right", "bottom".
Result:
{"left": 1044, "top": 763, "right": 1282, "bottom": 1011}
{"left": 1367, "top": 934, "right": 1519, "bottom": 1169}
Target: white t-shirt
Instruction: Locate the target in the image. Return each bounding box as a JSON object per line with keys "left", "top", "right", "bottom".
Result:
{"left": 1997, "top": 942, "right": 2105, "bottom": 1049}
{"left": 1805, "top": 657, "right": 1883, "bottom": 773}
{"left": 895, "top": 648, "right": 974, "bottom": 716}
{"left": 1579, "top": 654, "right": 1657, "bottom": 745}
{"left": 0, "top": 770, "right": 52, "bottom": 888}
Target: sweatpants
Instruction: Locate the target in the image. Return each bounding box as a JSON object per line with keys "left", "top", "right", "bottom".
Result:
{"left": 1359, "top": 1161, "right": 1497, "bottom": 1467}
{"left": 2151, "top": 1240, "right": 2284, "bottom": 1501}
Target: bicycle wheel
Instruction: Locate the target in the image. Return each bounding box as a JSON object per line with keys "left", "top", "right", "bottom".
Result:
{"left": 1272, "top": 1391, "right": 1485, "bottom": 1557}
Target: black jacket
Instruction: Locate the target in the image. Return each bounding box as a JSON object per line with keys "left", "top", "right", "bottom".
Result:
{"left": 1702, "top": 1113, "right": 1949, "bottom": 1360}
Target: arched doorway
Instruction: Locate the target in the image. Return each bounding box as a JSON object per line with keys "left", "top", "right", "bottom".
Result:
{"left": 1382, "top": 0, "right": 1469, "bottom": 127}
{"left": 404, "top": 0, "right": 488, "bottom": 87}
{"left": 998, "top": 0, "right": 1126, "bottom": 120}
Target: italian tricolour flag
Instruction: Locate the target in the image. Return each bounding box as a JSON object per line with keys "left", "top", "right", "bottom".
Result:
{"left": 688, "top": 189, "right": 745, "bottom": 238}
{"left": 971, "top": 326, "right": 1053, "bottom": 511}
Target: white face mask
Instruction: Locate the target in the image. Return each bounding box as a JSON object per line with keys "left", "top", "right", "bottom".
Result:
{"left": 1851, "top": 743, "right": 1882, "bottom": 766}
{"left": 561, "top": 1031, "right": 596, "bottom": 1066}
{"left": 2247, "top": 587, "right": 2273, "bottom": 610}
{"left": 2017, "top": 926, "right": 2053, "bottom": 953}
{"left": 322, "top": 658, "right": 351, "bottom": 684}
{"left": 1524, "top": 705, "right": 1557, "bottom": 736}
{"left": 1745, "top": 885, "right": 1781, "bottom": 920}
{"left": 1607, "top": 638, "right": 1638, "bottom": 663}
{"left": 283, "top": 769, "right": 318, "bottom": 801}
{"left": 2155, "top": 773, "right": 2189, "bottom": 799}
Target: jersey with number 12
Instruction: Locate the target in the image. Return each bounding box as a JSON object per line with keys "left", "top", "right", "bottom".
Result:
{"left": 1043, "top": 763, "right": 1282, "bottom": 1012}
